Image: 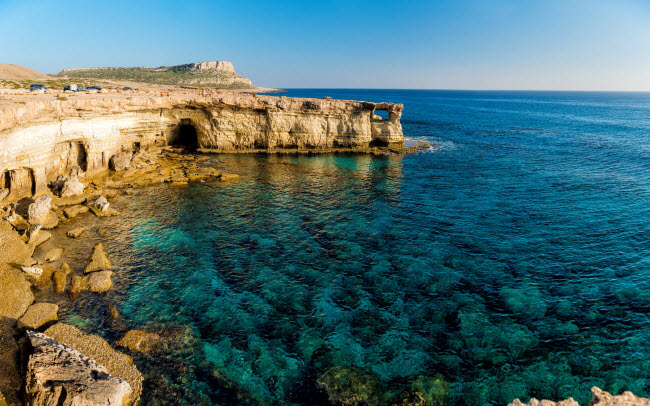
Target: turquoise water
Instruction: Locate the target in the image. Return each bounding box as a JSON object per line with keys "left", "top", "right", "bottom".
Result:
{"left": 61, "top": 90, "right": 650, "bottom": 405}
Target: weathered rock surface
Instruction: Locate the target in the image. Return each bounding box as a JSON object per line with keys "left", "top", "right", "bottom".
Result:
{"left": 0, "top": 220, "right": 33, "bottom": 265}
{"left": 509, "top": 387, "right": 650, "bottom": 406}
{"left": 44, "top": 323, "right": 143, "bottom": 405}
{"left": 219, "top": 173, "right": 240, "bottom": 182}
{"left": 84, "top": 271, "right": 113, "bottom": 293}
{"left": 63, "top": 204, "right": 89, "bottom": 218}
{"left": 17, "top": 302, "right": 58, "bottom": 330}
{"left": 44, "top": 247, "right": 63, "bottom": 262}
{"left": 0, "top": 318, "right": 21, "bottom": 405}
{"left": 23, "top": 264, "right": 54, "bottom": 290}
{"left": 27, "top": 195, "right": 51, "bottom": 224}
{"left": 116, "top": 326, "right": 195, "bottom": 355}
{"left": 110, "top": 152, "right": 132, "bottom": 171}
{"left": 0, "top": 262, "right": 34, "bottom": 319}
{"left": 66, "top": 226, "right": 86, "bottom": 238}
{"left": 85, "top": 243, "right": 112, "bottom": 273}
{"left": 24, "top": 331, "right": 132, "bottom": 406}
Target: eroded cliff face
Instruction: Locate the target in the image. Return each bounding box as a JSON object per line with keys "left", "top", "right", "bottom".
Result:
{"left": 0, "top": 93, "right": 403, "bottom": 198}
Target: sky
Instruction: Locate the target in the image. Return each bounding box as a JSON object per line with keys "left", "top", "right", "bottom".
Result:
{"left": 1, "top": 0, "right": 650, "bottom": 90}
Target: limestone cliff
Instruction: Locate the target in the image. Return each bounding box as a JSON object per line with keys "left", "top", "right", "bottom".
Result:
{"left": 0, "top": 93, "right": 403, "bottom": 198}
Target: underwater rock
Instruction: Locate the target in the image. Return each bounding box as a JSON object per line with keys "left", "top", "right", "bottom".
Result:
{"left": 186, "top": 166, "right": 222, "bottom": 181}
{"left": 68, "top": 275, "right": 83, "bottom": 300}
{"left": 43, "top": 323, "right": 143, "bottom": 405}
{"left": 44, "top": 247, "right": 63, "bottom": 262}
{"left": 219, "top": 173, "right": 240, "bottom": 182}
{"left": 66, "top": 226, "right": 86, "bottom": 238}
{"left": 24, "top": 331, "right": 132, "bottom": 406}
{"left": 17, "top": 303, "right": 58, "bottom": 330}
{"left": 116, "top": 326, "right": 195, "bottom": 355}
{"left": 0, "top": 262, "right": 34, "bottom": 319}
{"left": 84, "top": 243, "right": 112, "bottom": 273}
{"left": 63, "top": 204, "right": 89, "bottom": 218}
{"left": 317, "top": 366, "right": 380, "bottom": 406}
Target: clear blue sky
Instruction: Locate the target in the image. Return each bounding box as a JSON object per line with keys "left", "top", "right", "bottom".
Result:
{"left": 1, "top": 0, "right": 649, "bottom": 90}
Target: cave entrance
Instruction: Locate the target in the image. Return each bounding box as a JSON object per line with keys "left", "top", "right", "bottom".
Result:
{"left": 171, "top": 119, "right": 198, "bottom": 150}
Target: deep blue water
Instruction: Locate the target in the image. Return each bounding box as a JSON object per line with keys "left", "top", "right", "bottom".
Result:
{"left": 59, "top": 90, "right": 650, "bottom": 405}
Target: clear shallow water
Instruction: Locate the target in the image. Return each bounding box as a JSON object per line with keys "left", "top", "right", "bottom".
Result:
{"left": 59, "top": 90, "right": 650, "bottom": 405}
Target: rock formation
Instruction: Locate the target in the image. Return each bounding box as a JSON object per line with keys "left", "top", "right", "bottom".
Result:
{"left": 43, "top": 323, "right": 143, "bottom": 405}
{"left": 16, "top": 303, "right": 58, "bottom": 330}
{"left": 24, "top": 331, "right": 132, "bottom": 406}
{"left": 0, "top": 94, "right": 403, "bottom": 199}
{"left": 84, "top": 243, "right": 112, "bottom": 273}
{"left": 509, "top": 387, "right": 650, "bottom": 406}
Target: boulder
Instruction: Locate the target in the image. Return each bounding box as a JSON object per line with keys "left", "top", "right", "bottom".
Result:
{"left": 43, "top": 323, "right": 143, "bottom": 405}
{"left": 63, "top": 204, "right": 89, "bottom": 218}
{"left": 52, "top": 271, "right": 67, "bottom": 294}
{"left": 4, "top": 212, "right": 28, "bottom": 229}
{"left": 388, "top": 375, "right": 449, "bottom": 406}
{"left": 24, "top": 331, "right": 132, "bottom": 406}
{"left": 110, "top": 152, "right": 132, "bottom": 171}
{"left": 60, "top": 176, "right": 85, "bottom": 197}
{"left": 44, "top": 248, "right": 63, "bottom": 262}
{"left": 67, "top": 227, "right": 86, "bottom": 238}
{"left": 27, "top": 195, "right": 52, "bottom": 224}
{"left": 17, "top": 303, "right": 58, "bottom": 330}
{"left": 84, "top": 243, "right": 112, "bottom": 273}
{"left": 0, "top": 263, "right": 34, "bottom": 319}
{"left": 95, "top": 196, "right": 109, "bottom": 211}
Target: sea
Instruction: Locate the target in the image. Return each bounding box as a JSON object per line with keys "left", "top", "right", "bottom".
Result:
{"left": 47, "top": 89, "right": 650, "bottom": 405}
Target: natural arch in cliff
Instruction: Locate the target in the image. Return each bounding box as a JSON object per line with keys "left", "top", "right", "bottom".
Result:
{"left": 170, "top": 119, "right": 198, "bottom": 149}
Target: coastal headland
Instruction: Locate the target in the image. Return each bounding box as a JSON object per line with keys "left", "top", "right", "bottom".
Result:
{"left": 0, "top": 86, "right": 411, "bottom": 405}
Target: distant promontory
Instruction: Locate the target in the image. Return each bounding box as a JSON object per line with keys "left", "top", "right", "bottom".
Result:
{"left": 55, "top": 60, "right": 254, "bottom": 89}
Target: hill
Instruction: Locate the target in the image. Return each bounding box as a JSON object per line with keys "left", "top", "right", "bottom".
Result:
{"left": 55, "top": 61, "right": 254, "bottom": 89}
{"left": 0, "top": 63, "right": 52, "bottom": 81}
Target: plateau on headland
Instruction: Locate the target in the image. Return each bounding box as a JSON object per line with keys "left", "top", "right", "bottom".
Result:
{"left": 55, "top": 60, "right": 255, "bottom": 89}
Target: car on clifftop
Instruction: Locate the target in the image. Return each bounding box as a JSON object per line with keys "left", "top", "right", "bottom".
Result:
{"left": 29, "top": 84, "right": 48, "bottom": 92}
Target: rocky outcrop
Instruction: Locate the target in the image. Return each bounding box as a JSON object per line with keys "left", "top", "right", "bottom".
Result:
{"left": 110, "top": 152, "right": 132, "bottom": 171}
{"left": 0, "top": 93, "right": 403, "bottom": 199}
{"left": 43, "top": 323, "right": 143, "bottom": 405}
{"left": 24, "top": 331, "right": 132, "bottom": 406}
{"left": 0, "top": 262, "right": 34, "bottom": 320}
{"left": 509, "top": 387, "right": 650, "bottom": 406}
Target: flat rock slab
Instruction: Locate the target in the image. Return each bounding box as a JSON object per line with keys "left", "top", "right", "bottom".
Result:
{"left": 66, "top": 227, "right": 86, "bottom": 238}
{"left": 63, "top": 205, "right": 89, "bottom": 219}
{"left": 219, "top": 173, "right": 240, "bottom": 181}
{"left": 43, "top": 324, "right": 142, "bottom": 406}
{"left": 44, "top": 248, "right": 63, "bottom": 262}
{"left": 84, "top": 243, "right": 112, "bottom": 273}
{"left": 25, "top": 331, "right": 132, "bottom": 406}
{"left": 90, "top": 206, "right": 121, "bottom": 217}
{"left": 17, "top": 303, "right": 58, "bottom": 330}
